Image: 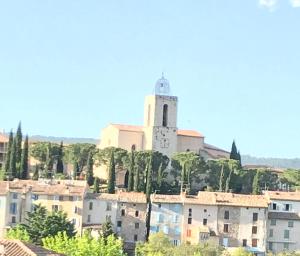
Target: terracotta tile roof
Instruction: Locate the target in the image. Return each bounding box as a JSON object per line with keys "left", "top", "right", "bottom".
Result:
{"left": 90, "top": 191, "right": 147, "bottom": 203}
{"left": 0, "top": 133, "right": 8, "bottom": 143}
{"left": 177, "top": 129, "right": 204, "bottom": 138}
{"left": 0, "top": 239, "right": 64, "bottom": 255}
{"left": 110, "top": 124, "right": 143, "bottom": 133}
{"left": 265, "top": 191, "right": 300, "bottom": 201}
{"left": 151, "top": 194, "right": 183, "bottom": 203}
{"left": 0, "top": 180, "right": 87, "bottom": 196}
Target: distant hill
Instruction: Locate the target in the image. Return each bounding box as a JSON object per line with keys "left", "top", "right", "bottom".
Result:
{"left": 242, "top": 155, "right": 300, "bottom": 169}
{"left": 29, "top": 135, "right": 99, "bottom": 145}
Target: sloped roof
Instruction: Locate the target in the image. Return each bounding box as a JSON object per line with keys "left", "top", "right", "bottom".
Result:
{"left": 0, "top": 239, "right": 64, "bottom": 256}
{"left": 110, "top": 123, "right": 203, "bottom": 138}
{"left": 265, "top": 191, "right": 300, "bottom": 201}
{"left": 0, "top": 133, "right": 8, "bottom": 143}
{"left": 87, "top": 191, "right": 147, "bottom": 203}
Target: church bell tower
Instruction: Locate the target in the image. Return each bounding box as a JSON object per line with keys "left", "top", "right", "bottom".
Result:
{"left": 143, "top": 74, "right": 178, "bottom": 158}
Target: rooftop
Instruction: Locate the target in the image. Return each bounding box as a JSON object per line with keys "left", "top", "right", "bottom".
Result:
{"left": 265, "top": 191, "right": 300, "bottom": 201}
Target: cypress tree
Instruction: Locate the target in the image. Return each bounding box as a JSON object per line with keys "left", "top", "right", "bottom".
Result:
{"left": 56, "top": 141, "right": 64, "bottom": 174}
{"left": 32, "top": 164, "right": 39, "bottom": 180}
{"left": 218, "top": 164, "right": 224, "bottom": 192}
{"left": 127, "top": 150, "right": 135, "bottom": 192}
{"left": 15, "top": 122, "right": 22, "bottom": 174}
{"left": 4, "top": 130, "right": 13, "bottom": 179}
{"left": 45, "top": 143, "right": 53, "bottom": 178}
{"left": 230, "top": 140, "right": 239, "bottom": 160}
{"left": 86, "top": 151, "right": 94, "bottom": 186}
{"left": 93, "top": 177, "right": 100, "bottom": 193}
{"left": 20, "top": 135, "right": 29, "bottom": 179}
{"left": 133, "top": 166, "right": 139, "bottom": 192}
{"left": 252, "top": 170, "right": 261, "bottom": 195}
{"left": 146, "top": 155, "right": 153, "bottom": 201}
{"left": 107, "top": 152, "right": 116, "bottom": 194}
{"left": 157, "top": 163, "right": 163, "bottom": 191}
{"left": 72, "top": 161, "right": 79, "bottom": 180}
{"left": 9, "top": 138, "right": 17, "bottom": 179}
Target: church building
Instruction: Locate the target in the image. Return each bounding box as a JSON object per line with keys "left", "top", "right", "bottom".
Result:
{"left": 98, "top": 75, "right": 229, "bottom": 160}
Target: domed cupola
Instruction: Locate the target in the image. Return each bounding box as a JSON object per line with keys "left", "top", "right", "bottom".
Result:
{"left": 155, "top": 73, "right": 171, "bottom": 96}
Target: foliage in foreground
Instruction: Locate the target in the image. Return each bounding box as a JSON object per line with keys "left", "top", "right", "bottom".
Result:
{"left": 6, "top": 204, "right": 75, "bottom": 245}
{"left": 42, "top": 231, "right": 126, "bottom": 256}
{"left": 135, "top": 232, "right": 223, "bottom": 256}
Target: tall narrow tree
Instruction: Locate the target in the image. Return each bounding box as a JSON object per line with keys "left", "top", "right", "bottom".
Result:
{"left": 86, "top": 151, "right": 94, "bottom": 186}
{"left": 20, "top": 135, "right": 29, "bottom": 179}
{"left": 4, "top": 130, "right": 13, "bottom": 179}
{"left": 218, "top": 164, "right": 224, "bottom": 192}
{"left": 127, "top": 150, "right": 135, "bottom": 192}
{"left": 133, "top": 166, "right": 139, "bottom": 192}
{"left": 146, "top": 155, "right": 153, "bottom": 201}
{"left": 56, "top": 141, "right": 64, "bottom": 174}
{"left": 230, "top": 140, "right": 238, "bottom": 160}
{"left": 157, "top": 163, "right": 163, "bottom": 191}
{"left": 32, "top": 164, "right": 39, "bottom": 180}
{"left": 93, "top": 177, "right": 100, "bottom": 193}
{"left": 9, "top": 138, "right": 17, "bottom": 179}
{"left": 252, "top": 170, "right": 261, "bottom": 195}
{"left": 15, "top": 122, "right": 23, "bottom": 174}
{"left": 107, "top": 151, "right": 116, "bottom": 194}
{"left": 72, "top": 161, "right": 79, "bottom": 180}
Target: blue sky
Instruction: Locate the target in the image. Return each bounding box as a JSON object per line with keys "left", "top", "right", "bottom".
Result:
{"left": 0, "top": 0, "right": 299, "bottom": 158}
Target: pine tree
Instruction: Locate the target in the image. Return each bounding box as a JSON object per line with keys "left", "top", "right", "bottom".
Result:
{"left": 107, "top": 152, "right": 116, "bottom": 194}
{"left": 93, "top": 177, "right": 100, "bottom": 193}
{"left": 252, "top": 170, "right": 261, "bottom": 195}
{"left": 72, "top": 161, "right": 79, "bottom": 180}
{"left": 146, "top": 155, "right": 153, "bottom": 201}
{"left": 20, "top": 135, "right": 29, "bottom": 179}
{"left": 56, "top": 141, "right": 64, "bottom": 174}
{"left": 4, "top": 130, "right": 13, "bottom": 179}
{"left": 9, "top": 138, "right": 17, "bottom": 179}
{"left": 127, "top": 150, "right": 135, "bottom": 192}
{"left": 32, "top": 165, "right": 39, "bottom": 180}
{"left": 15, "top": 122, "right": 23, "bottom": 175}
{"left": 86, "top": 151, "right": 94, "bottom": 186}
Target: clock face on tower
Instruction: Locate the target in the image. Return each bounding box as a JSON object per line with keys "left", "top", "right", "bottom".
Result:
{"left": 160, "top": 138, "right": 170, "bottom": 148}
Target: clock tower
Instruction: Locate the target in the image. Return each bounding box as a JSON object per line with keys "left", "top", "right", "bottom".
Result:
{"left": 143, "top": 75, "right": 178, "bottom": 159}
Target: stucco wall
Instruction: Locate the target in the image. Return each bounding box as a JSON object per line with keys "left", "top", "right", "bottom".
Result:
{"left": 177, "top": 135, "right": 204, "bottom": 153}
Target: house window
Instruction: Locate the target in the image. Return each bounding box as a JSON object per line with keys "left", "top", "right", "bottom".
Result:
{"left": 269, "top": 242, "right": 273, "bottom": 251}
{"left": 204, "top": 209, "right": 207, "bottom": 213}
{"left": 131, "top": 144, "right": 136, "bottom": 151}
{"left": 89, "top": 202, "right": 93, "bottom": 210}
{"left": 74, "top": 206, "right": 78, "bottom": 214}
{"left": 242, "top": 239, "right": 247, "bottom": 247}
{"left": 32, "top": 194, "right": 39, "bottom": 200}
{"left": 158, "top": 203, "right": 161, "bottom": 208}
{"left": 59, "top": 196, "right": 64, "bottom": 201}
{"left": 173, "top": 215, "right": 179, "bottom": 223}
{"left": 71, "top": 218, "right": 76, "bottom": 225}
{"left": 252, "top": 226, "right": 257, "bottom": 234}
{"left": 134, "top": 234, "right": 138, "bottom": 242}
{"left": 117, "top": 221, "right": 122, "bottom": 227}
{"left": 252, "top": 239, "right": 258, "bottom": 248}
{"left": 69, "top": 196, "right": 74, "bottom": 201}
{"left": 10, "top": 203, "right": 17, "bottom": 215}
{"left": 284, "top": 204, "right": 292, "bottom": 211}
{"left": 253, "top": 213, "right": 258, "bottom": 222}
{"left": 106, "top": 215, "right": 111, "bottom": 222}
{"left": 87, "top": 215, "right": 91, "bottom": 223}
{"left": 162, "top": 104, "right": 168, "bottom": 127}
{"left": 173, "top": 240, "right": 180, "bottom": 246}
{"left": 106, "top": 202, "right": 112, "bottom": 211}
{"left": 203, "top": 219, "right": 207, "bottom": 226}
{"left": 135, "top": 223, "right": 139, "bottom": 229}
{"left": 284, "top": 243, "right": 289, "bottom": 250}
{"left": 270, "top": 219, "right": 276, "bottom": 226}
{"left": 52, "top": 205, "right": 59, "bottom": 212}
{"left": 12, "top": 193, "right": 18, "bottom": 199}
{"left": 223, "top": 224, "right": 229, "bottom": 233}
{"left": 187, "top": 229, "right": 192, "bottom": 237}
{"left": 121, "top": 209, "right": 125, "bottom": 216}
{"left": 269, "top": 229, "right": 273, "bottom": 237}
{"left": 188, "top": 218, "right": 192, "bottom": 224}
{"left": 272, "top": 203, "right": 277, "bottom": 210}
{"left": 284, "top": 230, "right": 290, "bottom": 239}
{"left": 135, "top": 210, "right": 139, "bottom": 217}
{"left": 288, "top": 221, "right": 294, "bottom": 228}
{"left": 11, "top": 216, "right": 16, "bottom": 223}
{"left": 224, "top": 211, "right": 229, "bottom": 220}
{"left": 188, "top": 208, "right": 192, "bottom": 217}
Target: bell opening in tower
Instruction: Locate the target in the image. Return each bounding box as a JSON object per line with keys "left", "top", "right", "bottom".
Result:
{"left": 162, "top": 104, "right": 168, "bottom": 127}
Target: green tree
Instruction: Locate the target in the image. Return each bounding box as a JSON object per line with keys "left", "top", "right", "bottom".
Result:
{"left": 15, "top": 204, "right": 75, "bottom": 245}
{"left": 219, "top": 163, "right": 225, "bottom": 192}
{"left": 20, "top": 135, "right": 29, "bottom": 179}
{"left": 107, "top": 152, "right": 116, "bottom": 194}
{"left": 72, "top": 161, "right": 79, "bottom": 180}
{"left": 4, "top": 130, "right": 13, "bottom": 179}
{"left": 252, "top": 170, "right": 261, "bottom": 195}
{"left": 9, "top": 138, "right": 17, "bottom": 179}
{"left": 127, "top": 149, "right": 135, "bottom": 192}
{"left": 230, "top": 140, "right": 238, "bottom": 160}
{"left": 93, "top": 177, "right": 100, "bottom": 193}
{"left": 86, "top": 151, "right": 94, "bottom": 186}
{"left": 15, "top": 122, "right": 23, "bottom": 175}
{"left": 231, "top": 248, "right": 253, "bottom": 256}
{"left": 101, "top": 218, "right": 115, "bottom": 239}
{"left": 56, "top": 141, "right": 64, "bottom": 174}
{"left": 146, "top": 155, "right": 153, "bottom": 201}
{"left": 6, "top": 225, "right": 31, "bottom": 242}
{"left": 32, "top": 164, "right": 39, "bottom": 180}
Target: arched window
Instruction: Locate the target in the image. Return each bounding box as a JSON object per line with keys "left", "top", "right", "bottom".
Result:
{"left": 131, "top": 144, "right": 136, "bottom": 151}
{"left": 162, "top": 104, "right": 168, "bottom": 127}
